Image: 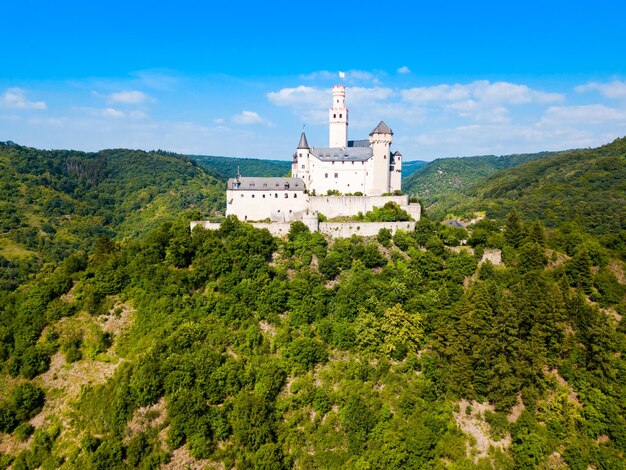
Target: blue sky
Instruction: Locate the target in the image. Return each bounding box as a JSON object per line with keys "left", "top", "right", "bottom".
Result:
{"left": 1, "top": 0, "right": 626, "bottom": 161}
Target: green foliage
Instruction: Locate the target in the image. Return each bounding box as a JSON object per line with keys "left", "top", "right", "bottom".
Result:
{"left": 0, "top": 134, "right": 624, "bottom": 467}
{"left": 403, "top": 151, "right": 554, "bottom": 217}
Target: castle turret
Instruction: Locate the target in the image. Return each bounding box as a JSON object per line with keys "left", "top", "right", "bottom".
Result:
{"left": 369, "top": 121, "right": 393, "bottom": 195}
{"left": 329, "top": 85, "right": 348, "bottom": 148}
{"left": 293, "top": 131, "right": 311, "bottom": 184}
{"left": 390, "top": 150, "right": 402, "bottom": 193}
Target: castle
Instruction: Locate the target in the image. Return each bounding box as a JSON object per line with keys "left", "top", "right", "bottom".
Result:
{"left": 193, "top": 85, "right": 420, "bottom": 237}
{"left": 224, "top": 85, "right": 418, "bottom": 223}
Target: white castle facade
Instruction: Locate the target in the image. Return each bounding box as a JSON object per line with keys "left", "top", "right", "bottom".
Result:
{"left": 223, "top": 85, "right": 420, "bottom": 229}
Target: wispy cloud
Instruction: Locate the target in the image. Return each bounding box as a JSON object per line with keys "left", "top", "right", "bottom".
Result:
{"left": 402, "top": 81, "right": 563, "bottom": 105}
{"left": 0, "top": 88, "right": 47, "bottom": 110}
{"left": 232, "top": 110, "right": 266, "bottom": 125}
{"left": 109, "top": 90, "right": 150, "bottom": 104}
{"left": 397, "top": 66, "right": 411, "bottom": 74}
{"left": 575, "top": 80, "right": 626, "bottom": 99}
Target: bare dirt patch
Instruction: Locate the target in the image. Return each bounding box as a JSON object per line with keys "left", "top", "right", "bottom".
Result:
{"left": 162, "top": 446, "right": 217, "bottom": 470}
{"left": 127, "top": 397, "right": 167, "bottom": 439}
{"left": 454, "top": 399, "right": 511, "bottom": 463}
{"left": 34, "top": 352, "right": 121, "bottom": 424}
{"left": 546, "top": 249, "right": 570, "bottom": 269}
{"left": 98, "top": 301, "right": 134, "bottom": 337}
{"left": 258, "top": 320, "right": 276, "bottom": 337}
{"left": 0, "top": 434, "right": 30, "bottom": 457}
{"left": 608, "top": 260, "right": 626, "bottom": 285}
{"left": 481, "top": 249, "right": 502, "bottom": 266}
{"left": 507, "top": 394, "right": 525, "bottom": 423}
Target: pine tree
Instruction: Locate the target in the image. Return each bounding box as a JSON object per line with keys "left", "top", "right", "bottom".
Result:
{"left": 504, "top": 209, "right": 525, "bottom": 248}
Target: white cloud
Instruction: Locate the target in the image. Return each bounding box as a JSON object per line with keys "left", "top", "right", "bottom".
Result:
{"left": 575, "top": 80, "right": 626, "bottom": 99}
{"left": 0, "top": 88, "right": 47, "bottom": 110}
{"left": 102, "top": 108, "right": 125, "bottom": 118}
{"left": 213, "top": 118, "right": 225, "bottom": 124}
{"left": 397, "top": 66, "right": 411, "bottom": 74}
{"left": 232, "top": 110, "right": 265, "bottom": 125}
{"left": 402, "top": 81, "right": 562, "bottom": 105}
{"left": 129, "top": 110, "right": 148, "bottom": 119}
{"left": 267, "top": 86, "right": 327, "bottom": 107}
{"left": 109, "top": 90, "right": 149, "bottom": 104}
{"left": 541, "top": 104, "right": 626, "bottom": 125}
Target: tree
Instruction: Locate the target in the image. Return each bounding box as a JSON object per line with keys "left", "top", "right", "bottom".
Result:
{"left": 231, "top": 392, "right": 275, "bottom": 451}
{"left": 504, "top": 209, "right": 524, "bottom": 248}
{"left": 380, "top": 304, "right": 424, "bottom": 357}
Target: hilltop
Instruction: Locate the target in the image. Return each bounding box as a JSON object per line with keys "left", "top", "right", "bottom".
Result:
{"left": 467, "top": 137, "right": 626, "bottom": 236}
{"left": 0, "top": 142, "right": 224, "bottom": 291}
{"left": 403, "top": 151, "right": 557, "bottom": 215}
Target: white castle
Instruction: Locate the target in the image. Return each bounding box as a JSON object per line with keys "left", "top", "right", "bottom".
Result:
{"left": 223, "top": 85, "right": 420, "bottom": 229}
{"left": 191, "top": 86, "right": 419, "bottom": 236}
{"left": 292, "top": 84, "right": 402, "bottom": 196}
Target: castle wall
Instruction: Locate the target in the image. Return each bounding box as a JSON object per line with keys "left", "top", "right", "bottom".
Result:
{"left": 190, "top": 219, "right": 416, "bottom": 240}
{"left": 319, "top": 221, "right": 415, "bottom": 239}
{"left": 226, "top": 188, "right": 308, "bottom": 222}
{"left": 306, "top": 156, "right": 373, "bottom": 195}
{"left": 309, "top": 195, "right": 409, "bottom": 218}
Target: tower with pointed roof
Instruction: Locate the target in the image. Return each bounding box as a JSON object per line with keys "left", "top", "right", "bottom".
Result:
{"left": 219, "top": 86, "right": 418, "bottom": 225}
{"left": 291, "top": 86, "right": 402, "bottom": 196}
{"left": 369, "top": 121, "right": 394, "bottom": 195}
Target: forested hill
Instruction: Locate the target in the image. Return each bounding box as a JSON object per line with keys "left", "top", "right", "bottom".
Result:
{"left": 401, "top": 159, "right": 428, "bottom": 178}
{"left": 0, "top": 142, "right": 224, "bottom": 291}
{"left": 461, "top": 137, "right": 626, "bottom": 238}
{"left": 190, "top": 154, "right": 292, "bottom": 179}
{"left": 403, "top": 150, "right": 557, "bottom": 209}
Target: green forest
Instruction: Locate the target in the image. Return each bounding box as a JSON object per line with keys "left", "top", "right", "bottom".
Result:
{"left": 0, "top": 139, "right": 625, "bottom": 469}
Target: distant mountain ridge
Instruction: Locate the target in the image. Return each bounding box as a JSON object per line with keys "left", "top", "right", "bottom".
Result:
{"left": 189, "top": 154, "right": 292, "bottom": 179}
{"left": 402, "top": 151, "right": 558, "bottom": 207}
{"left": 463, "top": 137, "right": 626, "bottom": 235}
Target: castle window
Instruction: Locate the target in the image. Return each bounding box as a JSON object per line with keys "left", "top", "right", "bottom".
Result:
{"left": 339, "top": 114, "right": 342, "bottom": 118}
{"left": 252, "top": 194, "right": 255, "bottom": 198}
{"left": 301, "top": 164, "right": 305, "bottom": 169}
{"left": 325, "top": 173, "right": 328, "bottom": 178}
{"left": 262, "top": 194, "right": 265, "bottom": 198}
{"left": 275, "top": 193, "right": 278, "bottom": 198}
{"left": 263, "top": 183, "right": 267, "bottom": 187}
{"left": 284, "top": 193, "right": 288, "bottom": 198}
{"left": 333, "top": 114, "right": 336, "bottom": 118}
{"left": 352, "top": 161, "right": 354, "bottom": 165}
{"left": 294, "top": 194, "right": 297, "bottom": 198}
{"left": 240, "top": 194, "right": 244, "bottom": 197}
{"left": 334, "top": 173, "right": 338, "bottom": 178}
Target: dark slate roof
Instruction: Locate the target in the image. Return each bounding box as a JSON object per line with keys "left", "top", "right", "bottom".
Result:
{"left": 370, "top": 121, "right": 393, "bottom": 135}
{"left": 311, "top": 146, "right": 373, "bottom": 162}
{"left": 227, "top": 177, "right": 306, "bottom": 191}
{"left": 393, "top": 150, "right": 402, "bottom": 157}
{"left": 297, "top": 131, "right": 309, "bottom": 149}
{"left": 347, "top": 139, "right": 369, "bottom": 148}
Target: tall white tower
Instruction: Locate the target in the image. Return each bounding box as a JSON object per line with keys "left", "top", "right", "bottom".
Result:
{"left": 369, "top": 121, "right": 393, "bottom": 195}
{"left": 329, "top": 85, "right": 348, "bottom": 148}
